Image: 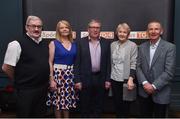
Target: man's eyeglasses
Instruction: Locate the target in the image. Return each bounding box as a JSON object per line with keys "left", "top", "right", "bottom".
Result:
{"left": 27, "top": 24, "right": 43, "bottom": 29}
{"left": 89, "top": 26, "right": 100, "bottom": 29}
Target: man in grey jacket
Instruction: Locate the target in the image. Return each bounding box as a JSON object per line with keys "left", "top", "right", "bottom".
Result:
{"left": 136, "top": 20, "right": 176, "bottom": 117}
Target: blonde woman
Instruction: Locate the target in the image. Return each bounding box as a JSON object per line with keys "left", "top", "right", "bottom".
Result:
{"left": 46, "top": 20, "right": 77, "bottom": 118}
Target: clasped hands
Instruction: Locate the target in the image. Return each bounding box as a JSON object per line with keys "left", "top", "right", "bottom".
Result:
{"left": 143, "top": 82, "right": 155, "bottom": 94}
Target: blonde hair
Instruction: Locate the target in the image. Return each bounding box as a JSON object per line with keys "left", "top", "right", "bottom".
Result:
{"left": 116, "top": 23, "right": 131, "bottom": 36}
{"left": 56, "top": 20, "right": 73, "bottom": 42}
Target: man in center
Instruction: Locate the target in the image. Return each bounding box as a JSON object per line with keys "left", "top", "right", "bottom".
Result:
{"left": 74, "top": 19, "right": 111, "bottom": 117}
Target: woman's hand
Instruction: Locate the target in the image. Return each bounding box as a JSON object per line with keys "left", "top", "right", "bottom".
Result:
{"left": 49, "top": 79, "right": 57, "bottom": 91}
{"left": 127, "top": 77, "right": 135, "bottom": 90}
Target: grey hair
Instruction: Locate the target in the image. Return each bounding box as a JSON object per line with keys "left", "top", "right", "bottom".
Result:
{"left": 116, "top": 23, "right": 131, "bottom": 35}
{"left": 26, "top": 15, "right": 43, "bottom": 25}
{"left": 88, "top": 19, "right": 101, "bottom": 28}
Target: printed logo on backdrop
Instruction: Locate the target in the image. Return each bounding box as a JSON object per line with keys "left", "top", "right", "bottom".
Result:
{"left": 41, "top": 31, "right": 148, "bottom": 39}
{"left": 41, "top": 31, "right": 76, "bottom": 39}
{"left": 81, "top": 31, "right": 114, "bottom": 39}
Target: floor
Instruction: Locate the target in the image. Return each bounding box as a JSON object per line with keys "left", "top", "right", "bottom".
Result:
{"left": 0, "top": 108, "right": 180, "bottom": 118}
{"left": 0, "top": 95, "right": 180, "bottom": 118}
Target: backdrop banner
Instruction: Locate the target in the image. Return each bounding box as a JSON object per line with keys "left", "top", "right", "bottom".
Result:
{"left": 23, "top": 0, "right": 174, "bottom": 44}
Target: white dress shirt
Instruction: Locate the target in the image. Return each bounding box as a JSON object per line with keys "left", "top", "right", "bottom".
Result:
{"left": 142, "top": 38, "right": 161, "bottom": 89}
{"left": 3, "top": 33, "right": 42, "bottom": 66}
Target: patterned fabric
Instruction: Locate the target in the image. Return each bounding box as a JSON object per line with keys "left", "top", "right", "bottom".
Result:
{"left": 46, "top": 64, "right": 78, "bottom": 110}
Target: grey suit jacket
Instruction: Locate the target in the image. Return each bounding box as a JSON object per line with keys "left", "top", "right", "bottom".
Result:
{"left": 136, "top": 39, "right": 176, "bottom": 104}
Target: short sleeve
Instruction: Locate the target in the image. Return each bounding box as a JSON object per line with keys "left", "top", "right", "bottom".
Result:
{"left": 3, "top": 41, "right": 21, "bottom": 66}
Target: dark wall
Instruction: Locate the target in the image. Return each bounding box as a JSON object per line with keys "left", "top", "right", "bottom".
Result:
{"left": 174, "top": 0, "right": 180, "bottom": 68}
{"left": 24, "top": 0, "right": 174, "bottom": 42}
{"left": 0, "top": 0, "right": 23, "bottom": 93}
{"left": 170, "top": 0, "right": 180, "bottom": 111}
{"left": 0, "top": 0, "right": 23, "bottom": 83}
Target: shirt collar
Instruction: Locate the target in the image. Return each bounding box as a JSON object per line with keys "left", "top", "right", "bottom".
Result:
{"left": 150, "top": 38, "right": 161, "bottom": 48}
{"left": 88, "top": 36, "right": 101, "bottom": 41}
{"left": 26, "top": 33, "right": 42, "bottom": 44}
{"left": 118, "top": 39, "right": 129, "bottom": 45}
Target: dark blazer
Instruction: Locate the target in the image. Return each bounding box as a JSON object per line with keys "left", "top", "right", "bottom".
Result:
{"left": 74, "top": 37, "right": 111, "bottom": 87}
{"left": 136, "top": 39, "right": 176, "bottom": 104}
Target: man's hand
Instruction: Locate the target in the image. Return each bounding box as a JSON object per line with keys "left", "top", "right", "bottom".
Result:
{"left": 2, "top": 64, "right": 14, "bottom": 80}
{"left": 143, "top": 83, "right": 155, "bottom": 94}
{"left": 105, "top": 81, "right": 111, "bottom": 89}
{"left": 75, "top": 82, "right": 82, "bottom": 90}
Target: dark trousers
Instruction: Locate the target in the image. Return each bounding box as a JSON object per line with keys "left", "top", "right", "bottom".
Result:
{"left": 80, "top": 73, "right": 105, "bottom": 117}
{"left": 15, "top": 85, "right": 48, "bottom": 117}
{"left": 111, "top": 80, "right": 131, "bottom": 118}
{"left": 138, "top": 96, "right": 168, "bottom": 118}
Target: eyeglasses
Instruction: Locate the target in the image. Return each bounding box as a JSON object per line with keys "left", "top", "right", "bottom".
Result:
{"left": 89, "top": 26, "right": 100, "bottom": 29}
{"left": 27, "top": 24, "right": 43, "bottom": 29}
